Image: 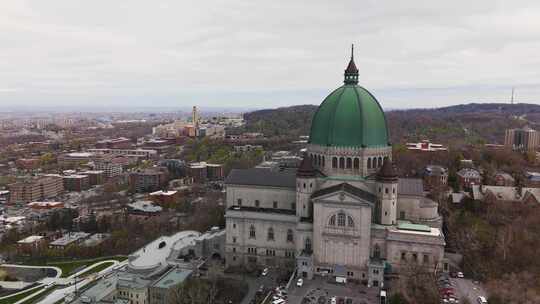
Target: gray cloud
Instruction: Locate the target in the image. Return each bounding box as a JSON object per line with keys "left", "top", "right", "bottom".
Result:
{"left": 1, "top": 0, "right": 539, "bottom": 109}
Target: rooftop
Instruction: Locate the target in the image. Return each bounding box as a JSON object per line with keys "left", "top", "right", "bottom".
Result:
{"left": 152, "top": 267, "right": 192, "bottom": 289}
{"left": 150, "top": 190, "right": 178, "bottom": 196}
{"left": 398, "top": 178, "right": 424, "bottom": 196}
{"left": 17, "top": 235, "right": 44, "bottom": 244}
{"left": 225, "top": 168, "right": 296, "bottom": 189}
{"left": 128, "top": 230, "right": 200, "bottom": 271}
{"left": 50, "top": 232, "right": 90, "bottom": 246}
{"left": 227, "top": 206, "right": 296, "bottom": 216}
{"left": 127, "top": 200, "right": 163, "bottom": 213}
{"left": 397, "top": 222, "right": 431, "bottom": 232}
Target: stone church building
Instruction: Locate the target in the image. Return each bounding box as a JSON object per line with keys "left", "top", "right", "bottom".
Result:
{"left": 224, "top": 49, "right": 446, "bottom": 287}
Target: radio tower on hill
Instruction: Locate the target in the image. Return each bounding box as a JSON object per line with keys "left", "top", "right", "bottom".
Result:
{"left": 511, "top": 87, "right": 515, "bottom": 105}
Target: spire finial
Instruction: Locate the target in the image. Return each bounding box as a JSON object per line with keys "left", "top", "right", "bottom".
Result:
{"left": 344, "top": 44, "right": 359, "bottom": 85}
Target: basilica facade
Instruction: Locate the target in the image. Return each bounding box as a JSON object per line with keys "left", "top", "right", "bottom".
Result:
{"left": 224, "top": 50, "right": 446, "bottom": 287}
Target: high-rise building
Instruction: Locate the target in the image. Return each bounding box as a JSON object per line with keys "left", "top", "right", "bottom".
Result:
{"left": 505, "top": 127, "right": 540, "bottom": 151}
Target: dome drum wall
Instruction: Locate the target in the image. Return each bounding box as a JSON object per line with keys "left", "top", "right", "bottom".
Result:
{"left": 307, "top": 144, "right": 391, "bottom": 177}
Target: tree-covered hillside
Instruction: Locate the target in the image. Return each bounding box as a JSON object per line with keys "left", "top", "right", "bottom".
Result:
{"left": 237, "top": 103, "right": 540, "bottom": 145}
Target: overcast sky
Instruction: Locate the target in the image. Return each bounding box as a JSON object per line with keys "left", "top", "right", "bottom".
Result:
{"left": 1, "top": 0, "right": 540, "bottom": 110}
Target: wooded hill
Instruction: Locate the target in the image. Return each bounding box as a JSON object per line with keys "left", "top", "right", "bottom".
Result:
{"left": 238, "top": 103, "right": 540, "bottom": 146}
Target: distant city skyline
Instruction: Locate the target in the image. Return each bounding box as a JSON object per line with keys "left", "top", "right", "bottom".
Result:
{"left": 1, "top": 1, "right": 540, "bottom": 109}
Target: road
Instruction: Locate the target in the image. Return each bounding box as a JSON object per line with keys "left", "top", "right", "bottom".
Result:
{"left": 453, "top": 277, "right": 487, "bottom": 304}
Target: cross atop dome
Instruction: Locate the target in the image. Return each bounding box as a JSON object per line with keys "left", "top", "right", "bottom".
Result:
{"left": 344, "top": 44, "right": 359, "bottom": 85}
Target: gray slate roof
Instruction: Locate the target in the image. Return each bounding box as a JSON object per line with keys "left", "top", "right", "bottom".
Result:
{"left": 398, "top": 178, "right": 424, "bottom": 196}
{"left": 225, "top": 168, "right": 297, "bottom": 189}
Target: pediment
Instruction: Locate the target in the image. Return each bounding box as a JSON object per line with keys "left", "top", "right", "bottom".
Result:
{"left": 311, "top": 183, "right": 376, "bottom": 207}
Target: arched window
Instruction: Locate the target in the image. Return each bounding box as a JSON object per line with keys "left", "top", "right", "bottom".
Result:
{"left": 346, "top": 158, "right": 352, "bottom": 169}
{"left": 339, "top": 157, "right": 345, "bottom": 169}
{"left": 267, "top": 227, "right": 274, "bottom": 241}
{"left": 337, "top": 212, "right": 346, "bottom": 226}
{"left": 305, "top": 238, "right": 312, "bottom": 252}
{"left": 286, "top": 229, "right": 293, "bottom": 242}
{"left": 353, "top": 158, "right": 359, "bottom": 169}
{"left": 347, "top": 216, "right": 354, "bottom": 227}
{"left": 378, "top": 157, "right": 383, "bottom": 167}
{"left": 322, "top": 156, "right": 325, "bottom": 167}
{"left": 332, "top": 157, "right": 338, "bottom": 168}
{"left": 367, "top": 158, "right": 372, "bottom": 169}
{"left": 374, "top": 244, "right": 381, "bottom": 259}
{"left": 249, "top": 225, "right": 256, "bottom": 239}
{"left": 318, "top": 155, "right": 321, "bottom": 166}
{"left": 329, "top": 215, "right": 336, "bottom": 226}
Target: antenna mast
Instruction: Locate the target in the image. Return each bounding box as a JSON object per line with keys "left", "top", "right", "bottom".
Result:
{"left": 511, "top": 87, "right": 515, "bottom": 105}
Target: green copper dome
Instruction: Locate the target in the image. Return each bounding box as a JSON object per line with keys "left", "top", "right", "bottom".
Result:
{"left": 308, "top": 48, "right": 389, "bottom": 148}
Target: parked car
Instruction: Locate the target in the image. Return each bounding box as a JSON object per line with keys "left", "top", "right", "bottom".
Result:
{"left": 476, "top": 296, "right": 488, "bottom": 304}
{"left": 457, "top": 272, "right": 464, "bottom": 278}
{"left": 330, "top": 297, "right": 337, "bottom": 304}
{"left": 262, "top": 268, "right": 269, "bottom": 276}
{"left": 297, "top": 278, "right": 303, "bottom": 287}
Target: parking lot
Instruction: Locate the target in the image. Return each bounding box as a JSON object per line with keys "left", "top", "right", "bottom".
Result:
{"left": 452, "top": 277, "right": 487, "bottom": 304}
{"left": 286, "top": 276, "right": 379, "bottom": 304}
{"left": 438, "top": 272, "right": 488, "bottom": 304}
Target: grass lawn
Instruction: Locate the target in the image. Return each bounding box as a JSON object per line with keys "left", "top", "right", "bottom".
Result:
{"left": 34, "top": 256, "right": 126, "bottom": 278}
{"left": 19, "top": 286, "right": 58, "bottom": 304}
{"left": 76, "top": 261, "right": 115, "bottom": 278}
{"left": 0, "top": 286, "right": 44, "bottom": 304}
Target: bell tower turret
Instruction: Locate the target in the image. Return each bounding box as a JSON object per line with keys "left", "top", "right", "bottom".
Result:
{"left": 376, "top": 158, "right": 398, "bottom": 225}
{"left": 296, "top": 153, "right": 317, "bottom": 219}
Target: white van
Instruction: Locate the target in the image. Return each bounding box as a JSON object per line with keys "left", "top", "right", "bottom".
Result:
{"left": 272, "top": 299, "right": 285, "bottom": 304}
{"left": 477, "top": 296, "right": 488, "bottom": 304}
{"left": 336, "top": 276, "right": 347, "bottom": 284}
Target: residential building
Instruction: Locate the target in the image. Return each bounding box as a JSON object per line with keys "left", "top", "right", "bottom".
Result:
{"left": 129, "top": 168, "right": 169, "bottom": 193}
{"left": 423, "top": 165, "right": 448, "bottom": 191}
{"left": 0, "top": 190, "right": 10, "bottom": 204}
{"left": 149, "top": 190, "right": 180, "bottom": 205}
{"left": 494, "top": 172, "right": 515, "bottom": 186}
{"left": 94, "top": 157, "right": 123, "bottom": 178}
{"left": 49, "top": 232, "right": 91, "bottom": 250}
{"left": 15, "top": 158, "right": 41, "bottom": 170}
{"left": 88, "top": 148, "right": 157, "bottom": 159}
{"left": 525, "top": 172, "right": 540, "bottom": 187}
{"left": 95, "top": 137, "right": 132, "bottom": 149}
{"left": 17, "top": 235, "right": 46, "bottom": 254}
{"left": 456, "top": 168, "right": 481, "bottom": 189}
{"left": 473, "top": 185, "right": 540, "bottom": 204}
{"left": 28, "top": 201, "right": 64, "bottom": 209}
{"left": 188, "top": 162, "right": 224, "bottom": 183}
{"left": 58, "top": 152, "right": 96, "bottom": 166}
{"left": 63, "top": 174, "right": 90, "bottom": 191}
{"left": 80, "top": 170, "right": 105, "bottom": 185}
{"left": 127, "top": 200, "right": 163, "bottom": 216}
{"left": 8, "top": 175, "right": 64, "bottom": 204}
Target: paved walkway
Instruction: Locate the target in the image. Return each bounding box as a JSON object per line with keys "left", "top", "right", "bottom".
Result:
{"left": 35, "top": 260, "right": 126, "bottom": 304}
{"left": 0, "top": 264, "right": 62, "bottom": 302}
{"left": 0, "top": 260, "right": 123, "bottom": 304}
